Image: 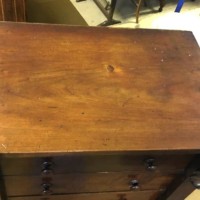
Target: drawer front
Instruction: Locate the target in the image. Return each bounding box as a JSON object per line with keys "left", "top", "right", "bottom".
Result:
{"left": 0, "top": 154, "right": 193, "bottom": 176}
{"left": 5, "top": 171, "right": 174, "bottom": 196}
{"left": 7, "top": 190, "right": 162, "bottom": 200}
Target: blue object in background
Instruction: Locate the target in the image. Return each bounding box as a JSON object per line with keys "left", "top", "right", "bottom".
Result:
{"left": 175, "top": 0, "right": 185, "bottom": 12}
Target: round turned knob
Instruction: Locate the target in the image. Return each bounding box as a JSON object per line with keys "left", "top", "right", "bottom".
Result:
{"left": 41, "top": 169, "right": 53, "bottom": 176}
{"left": 42, "top": 189, "right": 53, "bottom": 196}
{"left": 41, "top": 161, "right": 54, "bottom": 176}
{"left": 190, "top": 171, "right": 200, "bottom": 189}
{"left": 42, "top": 183, "right": 52, "bottom": 195}
{"left": 42, "top": 161, "right": 53, "bottom": 169}
{"left": 145, "top": 158, "right": 157, "bottom": 171}
{"left": 130, "top": 179, "right": 139, "bottom": 190}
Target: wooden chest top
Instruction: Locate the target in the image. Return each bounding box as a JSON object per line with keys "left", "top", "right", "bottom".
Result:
{"left": 0, "top": 22, "right": 200, "bottom": 153}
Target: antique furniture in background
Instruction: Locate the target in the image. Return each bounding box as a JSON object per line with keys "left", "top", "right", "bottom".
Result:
{"left": 0, "top": 22, "right": 200, "bottom": 200}
{"left": 77, "top": 0, "right": 164, "bottom": 24}
{"left": 0, "top": 0, "right": 26, "bottom": 22}
{"left": 0, "top": 0, "right": 87, "bottom": 25}
{"left": 0, "top": 0, "right": 163, "bottom": 24}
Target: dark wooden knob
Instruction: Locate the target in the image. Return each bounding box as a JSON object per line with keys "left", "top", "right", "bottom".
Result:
{"left": 42, "top": 161, "right": 54, "bottom": 175}
{"left": 42, "top": 183, "right": 52, "bottom": 195}
{"left": 190, "top": 171, "right": 200, "bottom": 189}
{"left": 42, "top": 161, "right": 53, "bottom": 169}
{"left": 41, "top": 169, "right": 53, "bottom": 176}
{"left": 130, "top": 179, "right": 139, "bottom": 190}
{"left": 42, "top": 189, "right": 52, "bottom": 196}
{"left": 42, "top": 183, "right": 51, "bottom": 189}
{"left": 145, "top": 158, "right": 157, "bottom": 170}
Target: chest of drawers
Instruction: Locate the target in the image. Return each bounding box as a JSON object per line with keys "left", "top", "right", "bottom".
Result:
{"left": 0, "top": 153, "right": 195, "bottom": 199}
{"left": 0, "top": 22, "right": 200, "bottom": 200}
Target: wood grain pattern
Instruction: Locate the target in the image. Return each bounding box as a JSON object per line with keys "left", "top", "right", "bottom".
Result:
{"left": 4, "top": 171, "right": 175, "bottom": 196}
{"left": 0, "top": 0, "right": 4, "bottom": 21}
{"left": 7, "top": 190, "right": 162, "bottom": 200}
{"left": 0, "top": 22, "right": 200, "bottom": 153}
{"left": 0, "top": 0, "right": 26, "bottom": 22}
{"left": 0, "top": 154, "right": 192, "bottom": 175}
{"left": 14, "top": 0, "right": 26, "bottom": 22}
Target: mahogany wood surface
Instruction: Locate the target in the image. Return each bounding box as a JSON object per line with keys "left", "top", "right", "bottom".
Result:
{"left": 0, "top": 22, "right": 200, "bottom": 153}
{"left": 7, "top": 190, "right": 162, "bottom": 200}
{"left": 4, "top": 171, "right": 174, "bottom": 196}
{"left": 0, "top": 154, "right": 192, "bottom": 175}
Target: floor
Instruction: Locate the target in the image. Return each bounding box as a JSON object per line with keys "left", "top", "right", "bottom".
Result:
{"left": 70, "top": 0, "right": 200, "bottom": 46}
{"left": 186, "top": 190, "right": 200, "bottom": 200}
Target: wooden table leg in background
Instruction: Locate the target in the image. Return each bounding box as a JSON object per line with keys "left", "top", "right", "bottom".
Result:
{"left": 132, "top": 0, "right": 165, "bottom": 23}
{"left": 0, "top": 0, "right": 26, "bottom": 22}
{"left": 135, "top": 0, "right": 143, "bottom": 23}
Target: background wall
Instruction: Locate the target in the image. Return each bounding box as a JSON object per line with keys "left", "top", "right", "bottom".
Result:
{"left": 26, "top": 0, "right": 87, "bottom": 25}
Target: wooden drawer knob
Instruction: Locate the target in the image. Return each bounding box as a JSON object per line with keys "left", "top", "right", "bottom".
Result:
{"left": 130, "top": 179, "right": 139, "bottom": 190}
{"left": 145, "top": 158, "right": 157, "bottom": 170}
{"left": 42, "top": 161, "right": 53, "bottom": 169}
{"left": 41, "top": 169, "right": 53, "bottom": 176}
{"left": 190, "top": 171, "right": 200, "bottom": 189}
{"left": 42, "top": 161, "right": 54, "bottom": 175}
{"left": 42, "top": 183, "right": 53, "bottom": 195}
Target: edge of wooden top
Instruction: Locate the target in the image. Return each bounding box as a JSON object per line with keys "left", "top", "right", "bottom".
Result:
{"left": 0, "top": 21, "right": 196, "bottom": 35}
{"left": 0, "top": 21, "right": 198, "bottom": 47}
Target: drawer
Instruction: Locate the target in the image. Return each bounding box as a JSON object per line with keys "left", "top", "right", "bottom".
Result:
{"left": 5, "top": 171, "right": 174, "bottom": 196}
{"left": 0, "top": 154, "right": 193, "bottom": 176}
{"left": 7, "top": 190, "right": 163, "bottom": 200}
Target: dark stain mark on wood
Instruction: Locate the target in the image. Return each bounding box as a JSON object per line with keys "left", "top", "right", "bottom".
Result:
{"left": 107, "top": 65, "right": 115, "bottom": 73}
